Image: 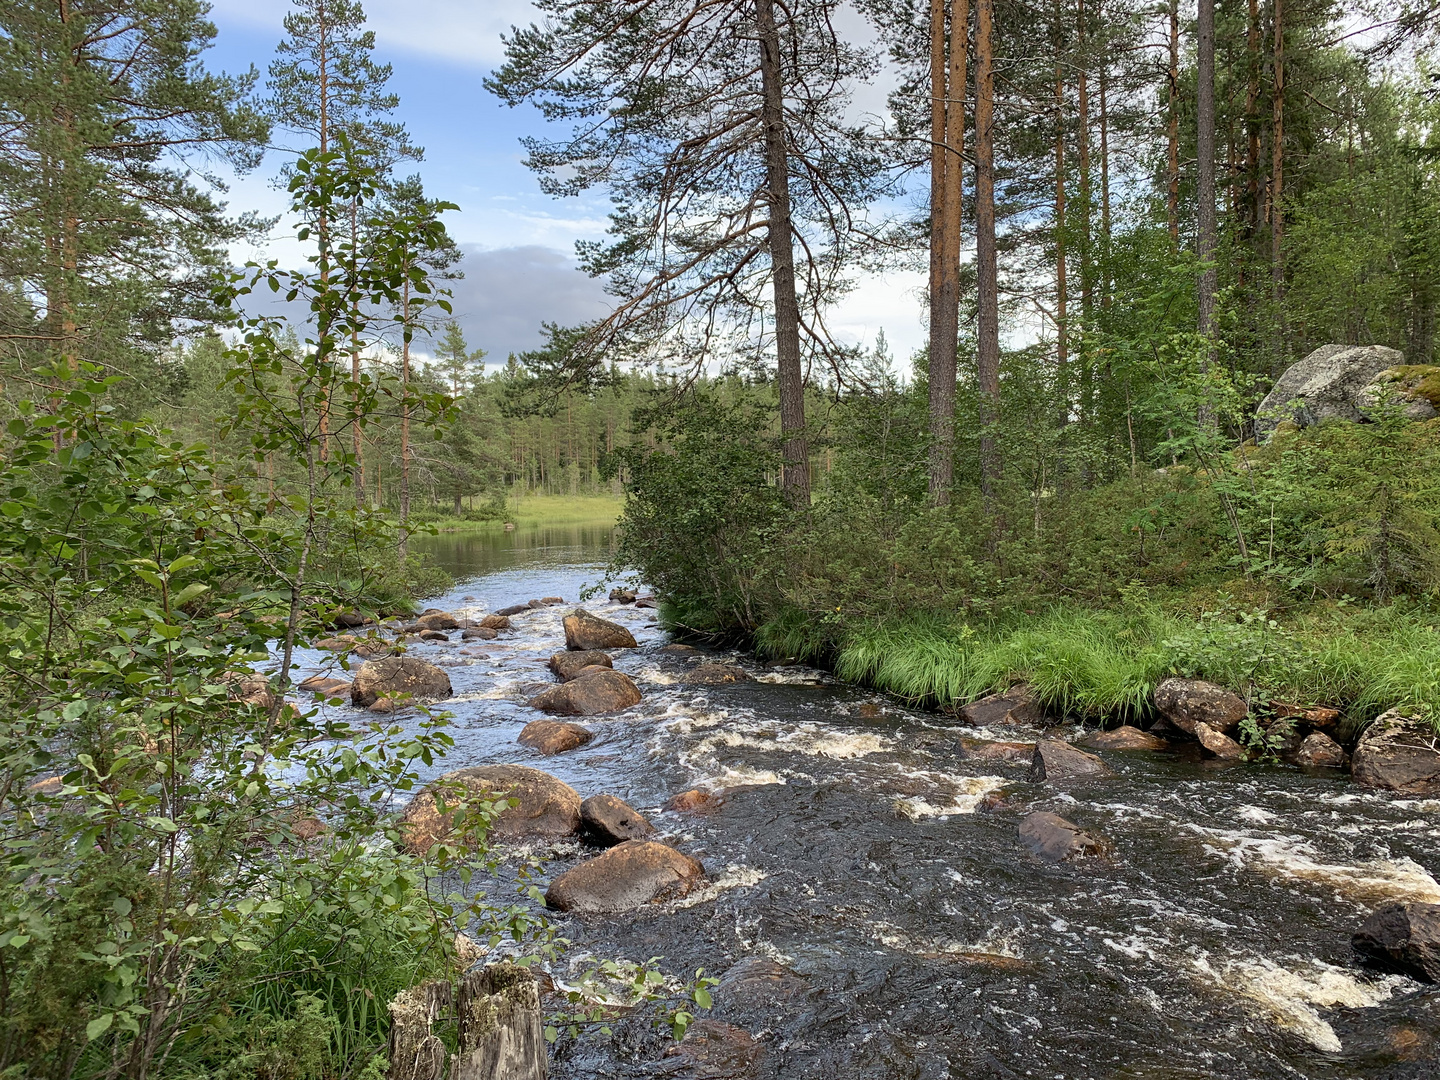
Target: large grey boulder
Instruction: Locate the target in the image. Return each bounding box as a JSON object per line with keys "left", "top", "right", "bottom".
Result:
{"left": 1256, "top": 344, "right": 1404, "bottom": 438}
{"left": 1359, "top": 364, "right": 1440, "bottom": 421}
{"left": 1351, "top": 709, "right": 1440, "bottom": 795}
{"left": 398, "top": 764, "right": 581, "bottom": 852}
{"left": 544, "top": 840, "right": 704, "bottom": 913}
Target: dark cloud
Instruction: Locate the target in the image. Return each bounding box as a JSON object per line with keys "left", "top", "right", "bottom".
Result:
{"left": 444, "top": 244, "right": 610, "bottom": 362}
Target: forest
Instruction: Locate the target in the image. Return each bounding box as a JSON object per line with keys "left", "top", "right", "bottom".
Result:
{"left": 2, "top": 0, "right": 1440, "bottom": 1076}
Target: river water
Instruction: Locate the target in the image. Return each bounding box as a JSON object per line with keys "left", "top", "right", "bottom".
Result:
{"left": 310, "top": 527, "right": 1440, "bottom": 1077}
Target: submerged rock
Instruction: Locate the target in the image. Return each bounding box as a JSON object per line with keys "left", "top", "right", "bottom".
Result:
{"left": 668, "top": 788, "right": 721, "bottom": 813}
{"left": 715, "top": 957, "right": 808, "bottom": 1009}
{"left": 662, "top": 1020, "right": 763, "bottom": 1077}
{"left": 563, "top": 608, "right": 638, "bottom": 651}
{"left": 1352, "top": 709, "right": 1440, "bottom": 795}
{"left": 1194, "top": 721, "right": 1245, "bottom": 760}
{"left": 1080, "top": 726, "right": 1168, "bottom": 751}
{"left": 350, "top": 657, "right": 452, "bottom": 708}
{"left": 527, "top": 669, "right": 642, "bottom": 716}
{"left": 1018, "top": 811, "right": 1106, "bottom": 862}
{"left": 1153, "top": 677, "right": 1247, "bottom": 736}
{"left": 579, "top": 793, "right": 655, "bottom": 847}
{"left": 517, "top": 719, "right": 592, "bottom": 755}
{"left": 1352, "top": 902, "right": 1440, "bottom": 982}
{"left": 684, "top": 662, "right": 752, "bottom": 685}
{"left": 549, "top": 649, "right": 613, "bottom": 681}
{"left": 1028, "top": 739, "right": 1113, "bottom": 782}
{"left": 1256, "top": 343, "right": 1405, "bottom": 438}
{"left": 1293, "top": 731, "right": 1346, "bottom": 768}
{"left": 658, "top": 643, "right": 697, "bottom": 653}
{"left": 494, "top": 603, "right": 532, "bottom": 616}
{"left": 959, "top": 686, "right": 1044, "bottom": 727}
{"left": 398, "top": 764, "right": 581, "bottom": 852}
{"left": 958, "top": 737, "right": 1035, "bottom": 763}
{"left": 544, "top": 840, "right": 704, "bottom": 913}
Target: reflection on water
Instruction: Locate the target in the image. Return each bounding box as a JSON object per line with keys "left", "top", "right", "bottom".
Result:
{"left": 411, "top": 522, "right": 619, "bottom": 580}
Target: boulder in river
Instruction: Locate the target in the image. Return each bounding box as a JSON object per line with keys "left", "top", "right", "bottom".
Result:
{"left": 1255, "top": 343, "right": 1406, "bottom": 438}
{"left": 1080, "top": 726, "right": 1168, "bottom": 751}
{"left": 461, "top": 627, "right": 497, "bottom": 641}
{"left": 1018, "top": 811, "right": 1106, "bottom": 862}
{"left": 668, "top": 788, "right": 722, "bottom": 813}
{"left": 494, "top": 603, "right": 531, "bottom": 617}
{"left": 517, "top": 719, "right": 592, "bottom": 755}
{"left": 1351, "top": 709, "right": 1440, "bottom": 795}
{"left": 959, "top": 686, "right": 1045, "bottom": 727}
{"left": 684, "top": 662, "right": 752, "bottom": 685}
{"left": 351, "top": 656, "right": 452, "bottom": 708}
{"left": 527, "top": 669, "right": 642, "bottom": 717}
{"left": 333, "top": 610, "right": 371, "bottom": 629}
{"left": 662, "top": 1020, "right": 763, "bottom": 1077}
{"left": 1194, "top": 721, "right": 1246, "bottom": 760}
{"left": 398, "top": 764, "right": 581, "bottom": 852}
{"left": 608, "top": 587, "right": 637, "bottom": 603}
{"left": 297, "top": 674, "right": 351, "bottom": 699}
{"left": 1293, "top": 731, "right": 1346, "bottom": 768}
{"left": 658, "top": 643, "right": 697, "bottom": 653}
{"left": 411, "top": 612, "right": 459, "bottom": 632}
{"left": 224, "top": 672, "right": 275, "bottom": 710}
{"left": 1028, "top": 739, "right": 1114, "bottom": 782}
{"left": 1153, "top": 677, "right": 1247, "bottom": 736}
{"left": 418, "top": 629, "right": 449, "bottom": 642}
{"left": 544, "top": 840, "right": 704, "bottom": 913}
{"left": 1352, "top": 902, "right": 1440, "bottom": 982}
{"left": 958, "top": 737, "right": 1035, "bottom": 763}
{"left": 549, "top": 649, "right": 613, "bottom": 681}
{"left": 579, "top": 793, "right": 655, "bottom": 847}
{"left": 563, "top": 608, "right": 638, "bottom": 651}
{"left": 474, "top": 614, "right": 511, "bottom": 630}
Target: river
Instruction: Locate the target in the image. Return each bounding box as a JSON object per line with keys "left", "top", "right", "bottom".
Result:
{"left": 313, "top": 526, "right": 1440, "bottom": 1077}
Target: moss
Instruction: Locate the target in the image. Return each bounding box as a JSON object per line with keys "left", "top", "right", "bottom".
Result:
{"left": 1376, "top": 364, "right": 1440, "bottom": 408}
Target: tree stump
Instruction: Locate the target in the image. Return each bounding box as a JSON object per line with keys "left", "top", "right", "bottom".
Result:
{"left": 451, "top": 962, "right": 547, "bottom": 1080}
{"left": 387, "top": 980, "right": 452, "bottom": 1080}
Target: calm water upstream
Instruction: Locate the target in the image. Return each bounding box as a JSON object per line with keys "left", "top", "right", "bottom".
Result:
{"left": 306, "top": 529, "right": 1440, "bottom": 1078}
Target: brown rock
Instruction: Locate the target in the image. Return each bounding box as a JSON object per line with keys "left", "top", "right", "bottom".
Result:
{"left": 563, "top": 608, "right": 638, "bottom": 651}
{"left": 658, "top": 643, "right": 696, "bottom": 653}
{"left": 1080, "top": 726, "right": 1168, "bottom": 751}
{"left": 668, "top": 788, "right": 720, "bottom": 813}
{"left": 663, "top": 1020, "right": 763, "bottom": 1077}
{"left": 1018, "top": 811, "right": 1106, "bottom": 862}
{"left": 350, "top": 657, "right": 452, "bottom": 708}
{"left": 291, "top": 816, "right": 327, "bottom": 841}
{"left": 634, "top": 596, "right": 659, "bottom": 609}
{"left": 518, "top": 719, "right": 593, "bottom": 755}
{"left": 1352, "top": 709, "right": 1440, "bottom": 795}
{"left": 959, "top": 686, "right": 1045, "bottom": 726}
{"left": 298, "top": 675, "right": 351, "bottom": 698}
{"left": 476, "top": 614, "right": 511, "bottom": 630}
{"left": 958, "top": 737, "right": 1035, "bottom": 763}
{"left": 350, "top": 637, "right": 393, "bottom": 659}
{"left": 684, "top": 662, "right": 752, "bottom": 685}
{"left": 333, "top": 610, "right": 371, "bottom": 629}
{"left": 1274, "top": 701, "right": 1342, "bottom": 730}
{"left": 1352, "top": 902, "right": 1440, "bottom": 982}
{"left": 27, "top": 776, "right": 63, "bottom": 796}
{"left": 579, "top": 793, "right": 655, "bottom": 846}
{"left": 608, "top": 587, "right": 637, "bottom": 603}
{"left": 544, "top": 840, "right": 704, "bottom": 913}
{"left": 549, "top": 650, "right": 613, "bottom": 681}
{"left": 541, "top": 596, "right": 565, "bottom": 605}
{"left": 527, "top": 669, "right": 642, "bottom": 717}
{"left": 1028, "top": 739, "right": 1114, "bottom": 782}
{"left": 1194, "top": 721, "right": 1245, "bottom": 759}
{"left": 494, "top": 603, "right": 531, "bottom": 617}
{"left": 857, "top": 702, "right": 883, "bottom": 719}
{"left": 1153, "top": 677, "right": 1248, "bottom": 736}
{"left": 398, "top": 764, "right": 582, "bottom": 852}
{"left": 313, "top": 634, "right": 356, "bottom": 651}
{"left": 715, "top": 957, "right": 807, "bottom": 1008}
{"left": 418, "top": 629, "right": 449, "bottom": 642}
{"left": 225, "top": 672, "right": 276, "bottom": 709}
{"left": 368, "top": 696, "right": 408, "bottom": 714}
{"left": 462, "top": 627, "right": 497, "bottom": 641}
{"left": 411, "top": 613, "right": 459, "bottom": 632}
{"left": 1293, "top": 731, "right": 1346, "bottom": 768}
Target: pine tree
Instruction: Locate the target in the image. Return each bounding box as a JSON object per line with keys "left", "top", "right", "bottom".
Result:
{"left": 433, "top": 319, "right": 487, "bottom": 396}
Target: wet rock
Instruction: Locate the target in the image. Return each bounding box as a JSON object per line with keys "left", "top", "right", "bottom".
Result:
{"left": 527, "top": 669, "right": 642, "bottom": 717}
{"left": 224, "top": 672, "right": 275, "bottom": 709}
{"left": 459, "top": 648, "right": 490, "bottom": 659}
{"left": 1194, "top": 721, "right": 1245, "bottom": 759}
{"left": 1028, "top": 739, "right": 1114, "bottom": 782}
{"left": 1352, "top": 902, "right": 1440, "bottom": 982}
{"left": 398, "top": 764, "right": 582, "bottom": 852}
{"left": 659, "top": 643, "right": 697, "bottom": 653}
{"left": 461, "top": 627, "right": 497, "bottom": 641}
{"left": 563, "top": 608, "right": 638, "bottom": 651}
{"left": 350, "top": 637, "right": 393, "bottom": 659}
{"left": 1018, "top": 811, "right": 1106, "bottom": 862}
{"left": 684, "top": 662, "right": 752, "bottom": 685}
{"left": 411, "top": 613, "right": 460, "bottom": 632}
{"left": 549, "top": 649, "right": 613, "bottom": 681}
{"left": 27, "top": 776, "right": 63, "bottom": 796}
{"left": 1153, "top": 677, "right": 1248, "bottom": 736}
{"left": 313, "top": 634, "right": 356, "bottom": 651}
{"left": 714, "top": 958, "right": 807, "bottom": 1009}
{"left": 1080, "top": 725, "right": 1168, "bottom": 751}
{"left": 517, "top": 719, "right": 592, "bottom": 755}
{"left": 333, "top": 610, "right": 371, "bottom": 629}
{"left": 368, "top": 696, "right": 411, "bottom": 714}
{"left": 661, "top": 1020, "right": 763, "bottom": 1077}
{"left": 545, "top": 840, "right": 704, "bottom": 913}
{"left": 297, "top": 674, "right": 351, "bottom": 698}
{"left": 958, "top": 737, "right": 1035, "bottom": 763}
{"left": 1352, "top": 709, "right": 1440, "bottom": 795}
{"left": 350, "top": 656, "right": 452, "bottom": 708}
{"left": 959, "top": 685, "right": 1045, "bottom": 726}
{"left": 634, "top": 596, "right": 659, "bottom": 609}
{"left": 1273, "top": 701, "right": 1342, "bottom": 731}
{"left": 541, "top": 596, "right": 565, "bottom": 605}
{"left": 857, "top": 702, "right": 883, "bottom": 719}
{"left": 495, "top": 603, "right": 531, "bottom": 616}
{"left": 609, "top": 587, "right": 637, "bottom": 603}
{"left": 1293, "top": 731, "right": 1346, "bottom": 768}
{"left": 418, "top": 629, "right": 450, "bottom": 642}
{"left": 668, "top": 788, "right": 721, "bottom": 813}
{"left": 1256, "top": 343, "right": 1406, "bottom": 438}
{"left": 580, "top": 793, "right": 655, "bottom": 846}
{"left": 475, "top": 614, "right": 511, "bottom": 630}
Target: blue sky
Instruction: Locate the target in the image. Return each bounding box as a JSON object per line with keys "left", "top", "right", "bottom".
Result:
{"left": 204, "top": 0, "right": 926, "bottom": 364}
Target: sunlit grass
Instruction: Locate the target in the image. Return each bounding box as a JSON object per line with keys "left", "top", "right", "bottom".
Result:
{"left": 424, "top": 493, "right": 624, "bottom": 531}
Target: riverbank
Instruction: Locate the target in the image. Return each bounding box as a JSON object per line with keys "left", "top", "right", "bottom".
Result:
{"left": 418, "top": 494, "right": 624, "bottom": 533}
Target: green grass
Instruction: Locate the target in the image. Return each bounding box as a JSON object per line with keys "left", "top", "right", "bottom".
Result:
{"left": 422, "top": 493, "right": 624, "bottom": 532}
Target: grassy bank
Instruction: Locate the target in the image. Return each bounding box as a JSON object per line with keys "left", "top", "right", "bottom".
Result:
{"left": 419, "top": 493, "right": 624, "bottom": 532}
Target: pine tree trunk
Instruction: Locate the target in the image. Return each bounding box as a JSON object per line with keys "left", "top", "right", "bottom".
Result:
{"left": 1197, "top": 0, "right": 1218, "bottom": 340}
{"left": 400, "top": 273, "right": 412, "bottom": 560}
{"left": 975, "top": 0, "right": 1002, "bottom": 494}
{"left": 756, "top": 0, "right": 810, "bottom": 508}
{"left": 1246, "top": 0, "right": 1261, "bottom": 238}
{"left": 1167, "top": 0, "right": 1180, "bottom": 249}
{"left": 1054, "top": 2, "right": 1068, "bottom": 415}
{"left": 1098, "top": 25, "right": 1111, "bottom": 305}
{"left": 1271, "top": 0, "right": 1286, "bottom": 358}
{"left": 1076, "top": 0, "right": 1091, "bottom": 328}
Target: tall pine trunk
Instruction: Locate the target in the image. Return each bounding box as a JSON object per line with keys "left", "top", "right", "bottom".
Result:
{"left": 1053, "top": 2, "right": 1068, "bottom": 413}
{"left": 1167, "top": 0, "right": 1180, "bottom": 248}
{"left": 1197, "top": 0, "right": 1217, "bottom": 338}
{"left": 756, "top": 0, "right": 810, "bottom": 507}
{"left": 1271, "top": 0, "right": 1286, "bottom": 361}
{"left": 975, "top": 0, "right": 1001, "bottom": 494}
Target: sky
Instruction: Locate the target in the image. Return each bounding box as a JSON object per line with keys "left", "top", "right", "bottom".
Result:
{"left": 202, "top": 0, "right": 927, "bottom": 369}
